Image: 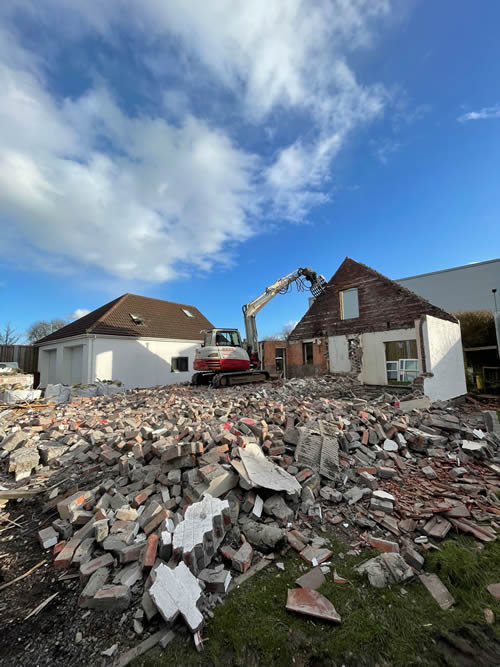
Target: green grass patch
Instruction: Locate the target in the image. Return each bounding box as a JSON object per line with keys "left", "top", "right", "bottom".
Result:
{"left": 142, "top": 536, "right": 500, "bottom": 667}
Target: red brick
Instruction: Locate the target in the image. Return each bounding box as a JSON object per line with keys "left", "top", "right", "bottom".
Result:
{"left": 367, "top": 535, "right": 400, "bottom": 553}
{"left": 295, "top": 469, "right": 312, "bottom": 483}
{"left": 361, "top": 431, "right": 369, "bottom": 445}
{"left": 144, "top": 509, "right": 169, "bottom": 535}
{"left": 142, "top": 534, "right": 158, "bottom": 569}
{"left": 53, "top": 540, "right": 66, "bottom": 556}
{"left": 54, "top": 536, "right": 81, "bottom": 569}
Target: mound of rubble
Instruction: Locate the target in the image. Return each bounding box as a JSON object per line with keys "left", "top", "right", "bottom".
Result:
{"left": 1, "top": 378, "right": 499, "bottom": 658}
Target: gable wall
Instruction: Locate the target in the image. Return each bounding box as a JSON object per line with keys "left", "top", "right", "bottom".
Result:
{"left": 290, "top": 258, "right": 455, "bottom": 341}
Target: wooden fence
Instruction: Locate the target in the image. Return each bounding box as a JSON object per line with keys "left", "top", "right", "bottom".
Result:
{"left": 0, "top": 345, "right": 39, "bottom": 373}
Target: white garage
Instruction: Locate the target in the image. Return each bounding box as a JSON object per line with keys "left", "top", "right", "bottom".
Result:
{"left": 36, "top": 293, "right": 213, "bottom": 389}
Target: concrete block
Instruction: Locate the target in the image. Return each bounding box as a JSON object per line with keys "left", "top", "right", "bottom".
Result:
{"left": 38, "top": 526, "right": 59, "bottom": 549}
{"left": 232, "top": 542, "right": 253, "bottom": 573}
{"left": 78, "top": 566, "right": 110, "bottom": 608}
{"left": 9, "top": 448, "right": 39, "bottom": 481}
{"left": 90, "top": 585, "right": 131, "bottom": 611}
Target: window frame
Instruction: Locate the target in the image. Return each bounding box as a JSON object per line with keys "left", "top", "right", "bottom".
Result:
{"left": 303, "top": 341, "right": 314, "bottom": 365}
{"left": 339, "top": 287, "right": 359, "bottom": 320}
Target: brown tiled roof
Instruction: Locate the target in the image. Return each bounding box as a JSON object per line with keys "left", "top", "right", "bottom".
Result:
{"left": 36, "top": 294, "right": 214, "bottom": 344}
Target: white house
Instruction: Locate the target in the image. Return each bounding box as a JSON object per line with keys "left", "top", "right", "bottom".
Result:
{"left": 287, "top": 258, "right": 467, "bottom": 402}
{"left": 36, "top": 293, "right": 214, "bottom": 388}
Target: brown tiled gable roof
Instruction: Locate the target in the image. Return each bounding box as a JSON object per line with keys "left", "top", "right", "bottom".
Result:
{"left": 289, "top": 257, "right": 457, "bottom": 341}
{"left": 36, "top": 294, "right": 214, "bottom": 344}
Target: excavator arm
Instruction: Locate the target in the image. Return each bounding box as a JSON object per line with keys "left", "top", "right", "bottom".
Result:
{"left": 242, "top": 267, "right": 327, "bottom": 360}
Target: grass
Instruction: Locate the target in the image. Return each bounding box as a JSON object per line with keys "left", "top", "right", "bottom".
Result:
{"left": 142, "top": 535, "right": 500, "bottom": 667}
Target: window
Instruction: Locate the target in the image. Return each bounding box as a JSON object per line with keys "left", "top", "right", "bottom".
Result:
{"left": 215, "top": 331, "right": 240, "bottom": 347}
{"left": 303, "top": 341, "right": 314, "bottom": 365}
{"left": 129, "top": 313, "right": 145, "bottom": 325}
{"left": 340, "top": 288, "right": 359, "bottom": 319}
{"left": 182, "top": 308, "right": 194, "bottom": 318}
{"left": 399, "top": 359, "right": 418, "bottom": 382}
{"left": 386, "top": 361, "right": 398, "bottom": 381}
{"left": 171, "top": 356, "right": 189, "bottom": 373}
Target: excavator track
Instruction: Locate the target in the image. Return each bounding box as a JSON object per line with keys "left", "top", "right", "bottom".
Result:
{"left": 192, "top": 371, "right": 269, "bottom": 388}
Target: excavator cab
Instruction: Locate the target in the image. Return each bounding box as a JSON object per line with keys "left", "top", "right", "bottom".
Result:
{"left": 201, "top": 329, "right": 242, "bottom": 347}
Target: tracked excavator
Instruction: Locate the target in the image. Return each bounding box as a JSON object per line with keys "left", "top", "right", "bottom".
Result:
{"left": 192, "top": 267, "right": 327, "bottom": 387}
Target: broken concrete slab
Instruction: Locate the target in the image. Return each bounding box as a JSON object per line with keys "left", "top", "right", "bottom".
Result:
{"left": 357, "top": 553, "right": 413, "bottom": 588}
{"left": 149, "top": 562, "right": 203, "bottom": 632}
{"left": 419, "top": 573, "right": 455, "bottom": 610}
{"left": 239, "top": 443, "right": 301, "bottom": 495}
{"left": 8, "top": 448, "right": 39, "bottom": 481}
{"left": 173, "top": 494, "right": 230, "bottom": 574}
{"left": 295, "top": 566, "right": 326, "bottom": 590}
{"left": 286, "top": 588, "right": 341, "bottom": 623}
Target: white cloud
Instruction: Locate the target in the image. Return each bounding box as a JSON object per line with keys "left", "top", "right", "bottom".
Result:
{"left": 0, "top": 1, "right": 395, "bottom": 282}
{"left": 371, "top": 138, "right": 401, "bottom": 164}
{"left": 458, "top": 105, "right": 500, "bottom": 122}
{"left": 68, "top": 309, "right": 91, "bottom": 320}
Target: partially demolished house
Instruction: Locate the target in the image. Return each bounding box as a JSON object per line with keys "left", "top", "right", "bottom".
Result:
{"left": 36, "top": 294, "right": 213, "bottom": 389}
{"left": 263, "top": 258, "right": 467, "bottom": 401}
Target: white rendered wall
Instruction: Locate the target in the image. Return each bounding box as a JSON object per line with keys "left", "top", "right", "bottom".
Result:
{"left": 397, "top": 259, "right": 499, "bottom": 313}
{"left": 38, "top": 337, "right": 89, "bottom": 387}
{"left": 328, "top": 335, "right": 351, "bottom": 372}
{"left": 359, "top": 328, "right": 419, "bottom": 385}
{"left": 92, "top": 337, "right": 201, "bottom": 388}
{"left": 422, "top": 315, "right": 467, "bottom": 401}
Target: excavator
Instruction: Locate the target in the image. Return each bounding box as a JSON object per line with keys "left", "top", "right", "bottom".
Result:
{"left": 192, "top": 267, "right": 327, "bottom": 387}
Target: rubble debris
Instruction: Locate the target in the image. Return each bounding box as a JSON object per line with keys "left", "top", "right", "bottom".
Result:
{"left": 238, "top": 443, "right": 301, "bottom": 494}
{"left": 295, "top": 566, "right": 326, "bottom": 590}
{"left": 0, "top": 375, "right": 499, "bottom": 657}
{"left": 357, "top": 553, "right": 413, "bottom": 588}
{"left": 149, "top": 562, "right": 204, "bottom": 632}
{"left": 286, "top": 588, "right": 341, "bottom": 623}
{"left": 419, "top": 573, "right": 455, "bottom": 610}
{"left": 486, "top": 583, "right": 500, "bottom": 599}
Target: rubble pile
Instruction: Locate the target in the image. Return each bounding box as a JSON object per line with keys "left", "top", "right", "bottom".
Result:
{"left": 1, "top": 378, "right": 499, "bottom": 655}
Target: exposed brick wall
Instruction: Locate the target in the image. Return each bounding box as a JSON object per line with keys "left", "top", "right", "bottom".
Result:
{"left": 287, "top": 340, "right": 329, "bottom": 378}
{"left": 261, "top": 341, "right": 287, "bottom": 373}
{"left": 260, "top": 339, "right": 329, "bottom": 377}
{"left": 289, "top": 257, "right": 457, "bottom": 342}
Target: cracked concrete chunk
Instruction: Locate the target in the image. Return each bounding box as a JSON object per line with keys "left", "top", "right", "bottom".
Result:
{"left": 357, "top": 553, "right": 413, "bottom": 588}
{"left": 173, "top": 494, "right": 230, "bottom": 574}
{"left": 295, "top": 566, "right": 326, "bottom": 590}
{"left": 419, "top": 573, "right": 455, "bottom": 610}
{"left": 286, "top": 588, "right": 341, "bottom": 623}
{"left": 149, "top": 562, "right": 203, "bottom": 632}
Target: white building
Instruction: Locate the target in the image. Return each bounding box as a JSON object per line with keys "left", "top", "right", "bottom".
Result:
{"left": 396, "top": 258, "right": 500, "bottom": 313}
{"left": 288, "top": 258, "right": 467, "bottom": 401}
{"left": 36, "top": 293, "right": 213, "bottom": 388}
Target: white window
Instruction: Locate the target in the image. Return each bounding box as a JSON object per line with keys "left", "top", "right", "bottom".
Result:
{"left": 182, "top": 308, "right": 194, "bottom": 318}
{"left": 340, "top": 288, "right": 359, "bottom": 319}
{"left": 399, "top": 359, "right": 418, "bottom": 382}
{"left": 386, "top": 361, "right": 398, "bottom": 381}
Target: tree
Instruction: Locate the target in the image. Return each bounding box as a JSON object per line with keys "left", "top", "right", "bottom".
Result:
{"left": 0, "top": 322, "right": 21, "bottom": 345}
{"left": 262, "top": 321, "right": 297, "bottom": 341}
{"left": 454, "top": 310, "right": 496, "bottom": 348}
{"left": 26, "top": 319, "right": 68, "bottom": 343}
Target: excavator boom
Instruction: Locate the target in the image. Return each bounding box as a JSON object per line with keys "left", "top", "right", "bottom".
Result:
{"left": 242, "top": 267, "right": 327, "bottom": 358}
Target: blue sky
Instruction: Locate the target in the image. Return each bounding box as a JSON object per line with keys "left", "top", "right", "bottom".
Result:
{"left": 1, "top": 1, "right": 499, "bottom": 341}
